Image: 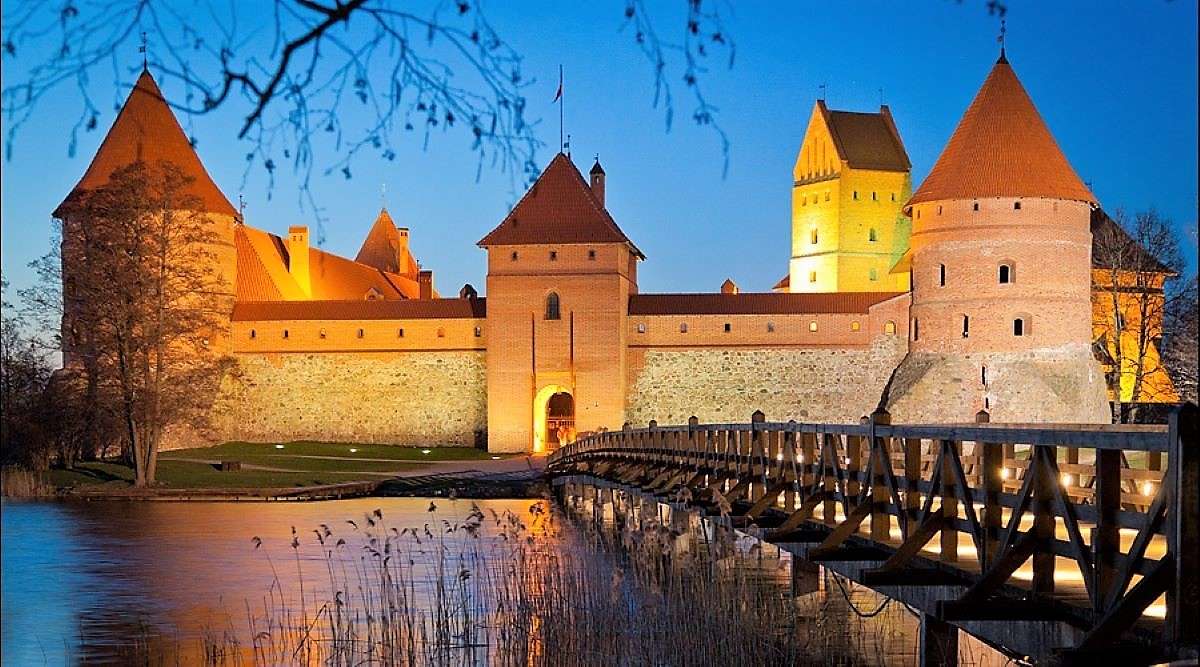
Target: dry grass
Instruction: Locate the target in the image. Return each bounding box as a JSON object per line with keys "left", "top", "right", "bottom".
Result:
{"left": 0, "top": 466, "right": 53, "bottom": 498}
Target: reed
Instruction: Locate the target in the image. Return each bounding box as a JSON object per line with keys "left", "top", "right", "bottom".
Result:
{"left": 0, "top": 466, "right": 53, "bottom": 498}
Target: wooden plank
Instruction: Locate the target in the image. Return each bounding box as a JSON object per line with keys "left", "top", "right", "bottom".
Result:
{"left": 1094, "top": 447, "right": 1122, "bottom": 611}
{"left": 1168, "top": 402, "right": 1199, "bottom": 647}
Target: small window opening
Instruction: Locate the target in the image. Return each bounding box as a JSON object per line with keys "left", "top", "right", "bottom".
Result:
{"left": 809, "top": 271, "right": 817, "bottom": 283}
{"left": 680, "top": 323, "right": 688, "bottom": 333}
{"left": 637, "top": 323, "right": 646, "bottom": 334}
{"left": 545, "top": 292, "right": 561, "bottom": 320}
{"left": 868, "top": 228, "right": 877, "bottom": 242}
{"left": 973, "top": 201, "right": 980, "bottom": 212}
{"left": 357, "top": 328, "right": 365, "bottom": 338}
{"left": 250, "top": 329, "right": 257, "bottom": 339}
{"left": 319, "top": 329, "right": 327, "bottom": 339}
{"left": 938, "top": 264, "right": 946, "bottom": 287}
{"left": 869, "top": 268, "right": 878, "bottom": 281}
{"left": 853, "top": 190, "right": 859, "bottom": 200}
{"left": 872, "top": 191, "right": 878, "bottom": 201}
{"left": 723, "top": 322, "right": 732, "bottom": 333}
{"left": 962, "top": 315, "right": 970, "bottom": 338}
{"left": 398, "top": 328, "right": 405, "bottom": 337}
{"left": 473, "top": 326, "right": 482, "bottom": 337}
{"left": 999, "top": 263, "right": 1013, "bottom": 284}
{"left": 825, "top": 192, "right": 831, "bottom": 202}
{"left": 891, "top": 193, "right": 896, "bottom": 202}
{"left": 913, "top": 318, "right": 920, "bottom": 341}
{"left": 851, "top": 321, "right": 861, "bottom": 332}
{"left": 588, "top": 249, "right": 596, "bottom": 260}
{"left": 937, "top": 205, "right": 943, "bottom": 215}
{"left": 549, "top": 251, "right": 557, "bottom": 261}
{"left": 511, "top": 251, "right": 518, "bottom": 261}
{"left": 1014, "top": 201, "right": 1022, "bottom": 210}
{"left": 283, "top": 329, "right": 289, "bottom": 339}
{"left": 810, "top": 228, "right": 819, "bottom": 244}
{"left": 767, "top": 321, "right": 775, "bottom": 333}
{"left": 981, "top": 365, "right": 988, "bottom": 385}
{"left": 809, "top": 321, "right": 818, "bottom": 332}
{"left": 437, "top": 328, "right": 445, "bottom": 338}
{"left": 1013, "top": 318, "right": 1025, "bottom": 336}
{"left": 884, "top": 321, "right": 896, "bottom": 335}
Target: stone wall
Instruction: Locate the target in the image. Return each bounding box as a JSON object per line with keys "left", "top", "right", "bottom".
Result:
{"left": 209, "top": 351, "right": 487, "bottom": 447}
{"left": 624, "top": 336, "right": 906, "bottom": 426}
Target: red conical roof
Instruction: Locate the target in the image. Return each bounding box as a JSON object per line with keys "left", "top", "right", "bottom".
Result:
{"left": 54, "top": 70, "right": 236, "bottom": 218}
{"left": 906, "top": 57, "right": 1095, "bottom": 211}
{"left": 356, "top": 207, "right": 420, "bottom": 276}
{"left": 477, "top": 153, "right": 642, "bottom": 256}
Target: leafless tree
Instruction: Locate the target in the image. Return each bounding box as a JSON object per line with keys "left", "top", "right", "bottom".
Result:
{"left": 1162, "top": 273, "right": 1197, "bottom": 405}
{"left": 1091, "top": 209, "right": 1185, "bottom": 422}
{"left": 57, "top": 161, "right": 234, "bottom": 485}
{"left": 1, "top": 278, "right": 54, "bottom": 468}
{"left": 1, "top": 0, "right": 735, "bottom": 232}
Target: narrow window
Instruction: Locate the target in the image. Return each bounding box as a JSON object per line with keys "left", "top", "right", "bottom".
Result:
{"left": 473, "top": 326, "right": 482, "bottom": 337}
{"left": 1013, "top": 318, "right": 1025, "bottom": 336}
{"left": 871, "top": 191, "right": 878, "bottom": 201}
{"left": 1116, "top": 312, "right": 1126, "bottom": 330}
{"left": 938, "top": 264, "right": 946, "bottom": 287}
{"left": 398, "top": 328, "right": 405, "bottom": 338}
{"left": 637, "top": 323, "right": 646, "bottom": 334}
{"left": 319, "top": 328, "right": 327, "bottom": 339}
{"left": 825, "top": 192, "right": 830, "bottom": 202}
{"left": 767, "top": 321, "right": 775, "bottom": 333}
{"left": 891, "top": 193, "right": 896, "bottom": 202}
{"left": 588, "top": 249, "right": 596, "bottom": 260}
{"left": 981, "top": 365, "right": 987, "bottom": 385}
{"left": 998, "top": 263, "right": 1013, "bottom": 284}
{"left": 851, "top": 321, "right": 861, "bottom": 332}
{"left": 723, "top": 323, "right": 732, "bottom": 333}
{"left": 680, "top": 323, "right": 688, "bottom": 333}
{"left": 809, "top": 321, "right": 818, "bottom": 332}
{"left": 801, "top": 195, "right": 807, "bottom": 207}
{"left": 884, "top": 321, "right": 896, "bottom": 335}
{"left": 545, "top": 292, "right": 561, "bottom": 320}
{"left": 437, "top": 328, "right": 445, "bottom": 338}
{"left": 1014, "top": 201, "right": 1022, "bottom": 210}
{"left": 809, "top": 271, "right": 817, "bottom": 283}
{"left": 250, "top": 329, "right": 257, "bottom": 339}
{"left": 937, "top": 205, "right": 943, "bottom": 215}
{"left": 962, "top": 315, "right": 970, "bottom": 338}
{"left": 357, "top": 328, "right": 365, "bottom": 338}
{"left": 869, "top": 268, "right": 878, "bottom": 281}
{"left": 511, "top": 251, "right": 518, "bottom": 261}
{"left": 973, "top": 201, "right": 980, "bottom": 212}
{"left": 853, "top": 190, "right": 859, "bottom": 200}
{"left": 549, "top": 250, "right": 557, "bottom": 261}
{"left": 913, "top": 318, "right": 920, "bottom": 341}
{"left": 810, "top": 228, "right": 819, "bottom": 244}
{"left": 868, "top": 228, "right": 877, "bottom": 242}
{"left": 283, "top": 329, "right": 289, "bottom": 339}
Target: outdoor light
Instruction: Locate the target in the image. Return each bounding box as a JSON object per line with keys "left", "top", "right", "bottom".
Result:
{"left": 421, "top": 449, "right": 431, "bottom": 455}
{"left": 1143, "top": 481, "right": 1155, "bottom": 497}
{"left": 1001, "top": 467, "right": 1011, "bottom": 480}
{"left": 491, "top": 456, "right": 501, "bottom": 460}
{"left": 776, "top": 452, "right": 784, "bottom": 461}
{"left": 1061, "top": 473, "right": 1074, "bottom": 487}
{"left": 798, "top": 454, "right": 805, "bottom": 464}
{"left": 275, "top": 444, "right": 285, "bottom": 449}
{"left": 349, "top": 448, "right": 358, "bottom": 453}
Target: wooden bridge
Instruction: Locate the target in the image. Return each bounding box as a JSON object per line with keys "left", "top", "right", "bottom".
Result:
{"left": 546, "top": 403, "right": 1198, "bottom": 666}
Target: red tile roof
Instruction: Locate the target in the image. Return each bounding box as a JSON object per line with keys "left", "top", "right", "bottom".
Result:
{"left": 821, "top": 102, "right": 911, "bottom": 172}
{"left": 234, "top": 226, "right": 285, "bottom": 301}
{"left": 231, "top": 298, "right": 486, "bottom": 321}
{"left": 478, "top": 153, "right": 643, "bottom": 257}
{"left": 907, "top": 57, "right": 1095, "bottom": 210}
{"left": 772, "top": 274, "right": 790, "bottom": 291}
{"left": 54, "top": 70, "right": 236, "bottom": 218}
{"left": 355, "top": 208, "right": 420, "bottom": 276}
{"left": 628, "top": 292, "right": 903, "bottom": 316}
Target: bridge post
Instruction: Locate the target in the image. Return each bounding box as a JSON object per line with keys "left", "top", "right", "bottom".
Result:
{"left": 1032, "top": 443, "right": 1057, "bottom": 594}
{"left": 941, "top": 438, "right": 959, "bottom": 563}
{"left": 869, "top": 408, "right": 892, "bottom": 542}
{"left": 751, "top": 410, "right": 766, "bottom": 504}
{"left": 785, "top": 421, "right": 798, "bottom": 512}
{"left": 978, "top": 410, "right": 1001, "bottom": 569}
{"left": 918, "top": 613, "right": 959, "bottom": 667}
{"left": 1168, "top": 403, "right": 1198, "bottom": 653}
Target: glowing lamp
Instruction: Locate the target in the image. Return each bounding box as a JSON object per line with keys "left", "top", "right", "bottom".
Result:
{"left": 421, "top": 449, "right": 432, "bottom": 455}
{"left": 275, "top": 444, "right": 285, "bottom": 449}
{"left": 1142, "top": 482, "right": 1155, "bottom": 497}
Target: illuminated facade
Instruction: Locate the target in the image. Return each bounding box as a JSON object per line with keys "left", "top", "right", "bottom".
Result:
{"left": 57, "top": 55, "right": 1176, "bottom": 453}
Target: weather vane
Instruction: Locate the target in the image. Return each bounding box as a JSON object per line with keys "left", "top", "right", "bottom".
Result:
{"left": 381, "top": 182, "right": 387, "bottom": 208}
{"left": 139, "top": 31, "right": 148, "bottom": 70}
{"left": 998, "top": 18, "right": 1007, "bottom": 58}
{"left": 818, "top": 83, "right": 827, "bottom": 102}
{"left": 237, "top": 193, "right": 246, "bottom": 222}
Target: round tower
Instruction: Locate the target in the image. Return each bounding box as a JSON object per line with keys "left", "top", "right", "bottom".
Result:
{"left": 886, "top": 52, "right": 1109, "bottom": 424}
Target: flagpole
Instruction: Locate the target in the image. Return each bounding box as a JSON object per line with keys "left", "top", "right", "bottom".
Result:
{"left": 559, "top": 64, "right": 564, "bottom": 154}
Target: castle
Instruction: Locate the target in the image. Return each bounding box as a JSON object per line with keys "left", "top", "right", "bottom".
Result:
{"left": 54, "top": 51, "right": 1177, "bottom": 453}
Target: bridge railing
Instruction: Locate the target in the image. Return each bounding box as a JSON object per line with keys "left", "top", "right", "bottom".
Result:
{"left": 548, "top": 403, "right": 1198, "bottom": 652}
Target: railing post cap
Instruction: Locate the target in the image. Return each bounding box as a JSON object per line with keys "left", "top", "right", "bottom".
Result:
{"left": 975, "top": 409, "right": 991, "bottom": 424}
{"left": 648, "top": 419, "right": 657, "bottom": 430}
{"left": 751, "top": 410, "right": 765, "bottom": 422}
{"left": 688, "top": 415, "right": 699, "bottom": 426}
{"left": 622, "top": 422, "right": 631, "bottom": 431}
{"left": 870, "top": 407, "right": 892, "bottom": 425}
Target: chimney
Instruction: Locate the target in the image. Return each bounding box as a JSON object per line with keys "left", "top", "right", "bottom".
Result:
{"left": 418, "top": 270, "right": 434, "bottom": 299}
{"left": 459, "top": 283, "right": 478, "bottom": 300}
{"left": 395, "top": 226, "right": 410, "bottom": 262}
{"left": 721, "top": 278, "right": 739, "bottom": 295}
{"left": 589, "top": 158, "right": 606, "bottom": 208}
{"left": 288, "top": 225, "right": 311, "bottom": 297}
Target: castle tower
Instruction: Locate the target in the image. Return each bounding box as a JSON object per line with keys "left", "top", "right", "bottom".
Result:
{"left": 478, "top": 154, "right": 643, "bottom": 452}
{"left": 355, "top": 207, "right": 421, "bottom": 278}
{"left": 885, "top": 52, "right": 1109, "bottom": 423}
{"left": 54, "top": 69, "right": 239, "bottom": 360}
{"left": 785, "top": 101, "right": 911, "bottom": 294}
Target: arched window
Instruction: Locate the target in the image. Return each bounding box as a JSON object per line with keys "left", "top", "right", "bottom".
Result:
{"left": 808, "top": 321, "right": 818, "bottom": 332}
{"left": 357, "top": 328, "right": 365, "bottom": 338}
{"left": 809, "top": 271, "right": 817, "bottom": 283}
{"left": 282, "top": 329, "right": 289, "bottom": 339}
{"left": 680, "top": 322, "right": 688, "bottom": 333}
{"left": 868, "top": 228, "right": 877, "bottom": 242}
{"left": 998, "top": 262, "right": 1014, "bottom": 284}
{"left": 545, "top": 292, "right": 561, "bottom": 320}
{"left": 938, "top": 264, "right": 946, "bottom": 287}
{"left": 437, "top": 328, "right": 446, "bottom": 338}
{"left": 767, "top": 321, "right": 775, "bottom": 333}
{"left": 884, "top": 321, "right": 896, "bottom": 335}
{"left": 851, "top": 321, "right": 861, "bottom": 332}
{"left": 250, "top": 329, "right": 257, "bottom": 339}
{"left": 1013, "top": 318, "right": 1026, "bottom": 336}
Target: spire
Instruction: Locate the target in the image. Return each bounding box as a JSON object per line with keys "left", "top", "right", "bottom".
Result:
{"left": 356, "top": 207, "right": 419, "bottom": 276}
{"left": 906, "top": 55, "right": 1095, "bottom": 211}
{"left": 997, "top": 18, "right": 1008, "bottom": 64}
{"left": 54, "top": 69, "right": 236, "bottom": 218}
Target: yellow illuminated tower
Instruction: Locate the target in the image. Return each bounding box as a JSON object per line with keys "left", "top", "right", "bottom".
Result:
{"left": 783, "top": 101, "right": 911, "bottom": 294}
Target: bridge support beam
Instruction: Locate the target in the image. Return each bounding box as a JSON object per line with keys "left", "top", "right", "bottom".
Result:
{"left": 918, "top": 613, "right": 958, "bottom": 667}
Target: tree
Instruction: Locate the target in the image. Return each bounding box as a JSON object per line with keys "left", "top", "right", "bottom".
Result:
{"left": 58, "top": 161, "right": 233, "bottom": 485}
{"left": 1162, "top": 273, "right": 1198, "bottom": 404}
{"left": 1091, "top": 209, "right": 1185, "bottom": 422}
{"left": 1, "top": 0, "right": 735, "bottom": 224}
{"left": 0, "top": 277, "right": 54, "bottom": 468}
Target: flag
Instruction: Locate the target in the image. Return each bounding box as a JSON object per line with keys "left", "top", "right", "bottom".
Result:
{"left": 553, "top": 67, "right": 563, "bottom": 103}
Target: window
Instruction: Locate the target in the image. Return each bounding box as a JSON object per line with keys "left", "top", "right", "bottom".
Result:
{"left": 868, "top": 228, "right": 877, "bottom": 242}
{"left": 511, "top": 251, "right": 518, "bottom": 261}
{"left": 937, "top": 205, "right": 943, "bottom": 215}
{"left": 913, "top": 318, "right": 920, "bottom": 341}
{"left": 917, "top": 209, "right": 921, "bottom": 219}
{"left": 549, "top": 251, "right": 557, "bottom": 261}
{"left": 938, "top": 264, "right": 946, "bottom": 287}
{"left": 851, "top": 321, "right": 861, "bottom": 332}
{"left": 1013, "top": 318, "right": 1026, "bottom": 336}
{"left": 981, "top": 365, "right": 988, "bottom": 385}
{"left": 810, "top": 228, "right": 819, "bottom": 244}
{"left": 357, "top": 328, "right": 365, "bottom": 338}
{"left": 319, "top": 328, "right": 327, "bottom": 339}
{"left": 637, "top": 323, "right": 646, "bottom": 334}
{"left": 809, "top": 271, "right": 817, "bottom": 283}
{"left": 588, "top": 249, "right": 596, "bottom": 260}
{"left": 680, "top": 323, "right": 688, "bottom": 333}
{"left": 250, "top": 329, "right": 257, "bottom": 339}
{"left": 869, "top": 268, "right": 878, "bottom": 281}
{"left": 884, "top": 321, "right": 896, "bottom": 335}
{"left": 853, "top": 190, "right": 859, "bottom": 200}
{"left": 891, "top": 193, "right": 896, "bottom": 202}
{"left": 283, "top": 329, "right": 289, "bottom": 339}
{"left": 962, "top": 315, "right": 970, "bottom": 338}
{"left": 973, "top": 201, "right": 980, "bottom": 212}
{"left": 1014, "top": 201, "right": 1022, "bottom": 210}
{"left": 998, "top": 263, "right": 1013, "bottom": 284}
{"left": 825, "top": 192, "right": 830, "bottom": 202}
{"left": 1116, "top": 312, "right": 1126, "bottom": 330}
{"left": 545, "top": 292, "right": 561, "bottom": 320}
{"left": 437, "top": 328, "right": 445, "bottom": 338}
{"left": 871, "top": 191, "right": 877, "bottom": 201}
{"left": 767, "top": 321, "right": 775, "bottom": 333}
{"left": 398, "top": 328, "right": 405, "bottom": 337}
{"left": 723, "top": 323, "right": 732, "bottom": 333}
{"left": 801, "top": 195, "right": 807, "bottom": 207}
{"left": 474, "top": 326, "right": 482, "bottom": 337}
{"left": 809, "top": 321, "right": 818, "bottom": 332}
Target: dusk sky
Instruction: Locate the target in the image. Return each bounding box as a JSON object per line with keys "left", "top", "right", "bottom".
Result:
{"left": 2, "top": 1, "right": 1197, "bottom": 304}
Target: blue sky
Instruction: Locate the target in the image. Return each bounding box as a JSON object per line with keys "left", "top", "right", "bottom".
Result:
{"left": 2, "top": 1, "right": 1196, "bottom": 304}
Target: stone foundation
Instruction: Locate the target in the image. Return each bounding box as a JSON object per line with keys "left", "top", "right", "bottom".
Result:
{"left": 624, "top": 336, "right": 906, "bottom": 426}
{"left": 208, "top": 351, "right": 487, "bottom": 447}
{"left": 884, "top": 344, "right": 1110, "bottom": 424}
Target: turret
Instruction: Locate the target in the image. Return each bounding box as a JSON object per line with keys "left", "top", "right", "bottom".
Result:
{"left": 589, "top": 158, "right": 606, "bottom": 208}
{"left": 287, "top": 226, "right": 311, "bottom": 297}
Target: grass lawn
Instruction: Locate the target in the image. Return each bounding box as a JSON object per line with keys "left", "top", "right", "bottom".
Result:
{"left": 164, "top": 441, "right": 508, "bottom": 463}
{"left": 46, "top": 460, "right": 390, "bottom": 490}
